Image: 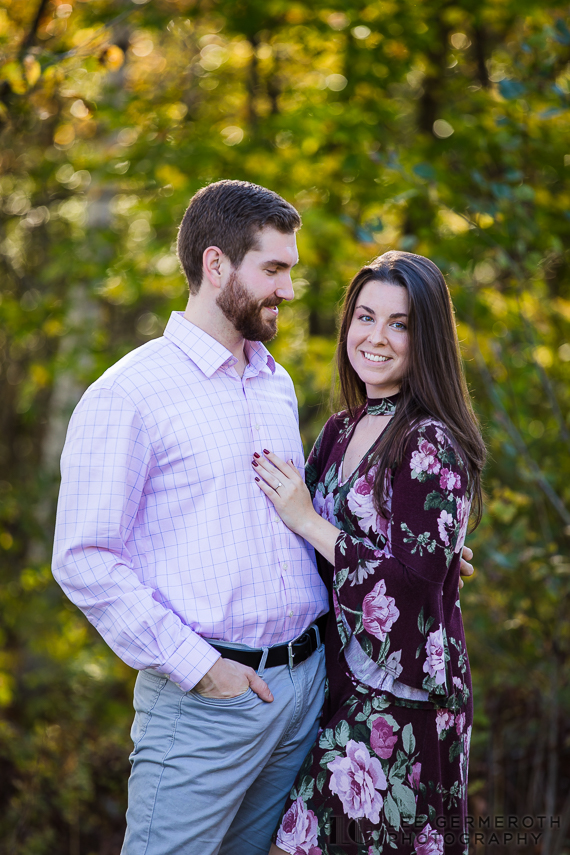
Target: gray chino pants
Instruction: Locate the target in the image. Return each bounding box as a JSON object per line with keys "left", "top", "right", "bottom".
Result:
{"left": 121, "top": 642, "right": 326, "bottom": 855}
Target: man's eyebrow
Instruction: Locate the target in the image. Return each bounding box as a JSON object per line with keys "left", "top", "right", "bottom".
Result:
{"left": 262, "top": 259, "right": 298, "bottom": 269}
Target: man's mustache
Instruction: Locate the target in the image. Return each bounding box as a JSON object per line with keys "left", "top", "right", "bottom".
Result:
{"left": 259, "top": 296, "right": 284, "bottom": 308}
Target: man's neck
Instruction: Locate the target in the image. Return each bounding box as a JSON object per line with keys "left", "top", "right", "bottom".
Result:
{"left": 183, "top": 296, "right": 248, "bottom": 377}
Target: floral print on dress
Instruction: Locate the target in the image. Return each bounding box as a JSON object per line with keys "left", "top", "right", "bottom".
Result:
{"left": 435, "top": 708, "right": 455, "bottom": 737}
{"left": 413, "top": 823, "right": 445, "bottom": 855}
{"left": 410, "top": 440, "right": 441, "bottom": 477}
{"left": 362, "top": 579, "right": 400, "bottom": 641}
{"left": 276, "top": 797, "right": 322, "bottom": 855}
{"left": 328, "top": 740, "right": 388, "bottom": 823}
{"left": 276, "top": 398, "right": 473, "bottom": 855}
{"left": 423, "top": 625, "right": 446, "bottom": 686}
{"left": 313, "top": 489, "right": 337, "bottom": 526}
{"left": 330, "top": 419, "right": 470, "bottom": 702}
{"left": 370, "top": 717, "right": 398, "bottom": 759}
{"left": 346, "top": 468, "right": 390, "bottom": 539}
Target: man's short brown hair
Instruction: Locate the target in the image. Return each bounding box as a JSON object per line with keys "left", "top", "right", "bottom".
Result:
{"left": 177, "top": 180, "right": 302, "bottom": 294}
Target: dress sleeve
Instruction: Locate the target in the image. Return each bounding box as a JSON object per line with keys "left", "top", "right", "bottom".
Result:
{"left": 304, "top": 425, "right": 327, "bottom": 500}
{"left": 331, "top": 421, "right": 470, "bottom": 700}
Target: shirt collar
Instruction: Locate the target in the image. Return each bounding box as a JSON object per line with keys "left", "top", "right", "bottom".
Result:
{"left": 163, "top": 312, "right": 276, "bottom": 378}
{"left": 244, "top": 339, "right": 276, "bottom": 376}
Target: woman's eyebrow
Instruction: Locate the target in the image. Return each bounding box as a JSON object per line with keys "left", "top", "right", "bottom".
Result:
{"left": 355, "top": 305, "right": 408, "bottom": 319}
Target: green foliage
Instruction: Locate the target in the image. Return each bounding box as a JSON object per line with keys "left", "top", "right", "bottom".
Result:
{"left": 1, "top": 0, "right": 569, "bottom": 851}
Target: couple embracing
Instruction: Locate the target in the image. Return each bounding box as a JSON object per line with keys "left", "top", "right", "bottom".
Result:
{"left": 53, "top": 180, "right": 485, "bottom": 855}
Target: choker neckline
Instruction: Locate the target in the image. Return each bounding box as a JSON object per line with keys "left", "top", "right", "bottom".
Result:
{"left": 365, "top": 392, "right": 399, "bottom": 416}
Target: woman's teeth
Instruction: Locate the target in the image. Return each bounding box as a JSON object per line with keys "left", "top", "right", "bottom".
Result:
{"left": 363, "top": 352, "right": 390, "bottom": 363}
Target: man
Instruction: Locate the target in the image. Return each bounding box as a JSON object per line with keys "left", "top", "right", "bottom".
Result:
{"left": 52, "top": 180, "right": 329, "bottom": 855}
{"left": 52, "top": 180, "right": 474, "bottom": 855}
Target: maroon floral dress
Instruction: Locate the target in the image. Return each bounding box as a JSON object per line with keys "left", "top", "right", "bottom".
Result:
{"left": 275, "top": 395, "right": 473, "bottom": 855}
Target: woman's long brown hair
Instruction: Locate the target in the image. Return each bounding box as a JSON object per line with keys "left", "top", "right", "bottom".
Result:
{"left": 336, "top": 250, "right": 486, "bottom": 529}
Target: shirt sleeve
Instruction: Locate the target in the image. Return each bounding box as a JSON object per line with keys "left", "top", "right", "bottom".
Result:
{"left": 331, "top": 421, "right": 470, "bottom": 699}
{"left": 52, "top": 385, "right": 220, "bottom": 691}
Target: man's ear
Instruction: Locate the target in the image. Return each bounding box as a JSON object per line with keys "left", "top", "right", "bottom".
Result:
{"left": 202, "top": 246, "right": 226, "bottom": 290}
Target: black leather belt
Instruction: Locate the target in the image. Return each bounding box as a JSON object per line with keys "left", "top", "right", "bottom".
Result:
{"left": 209, "top": 614, "right": 328, "bottom": 670}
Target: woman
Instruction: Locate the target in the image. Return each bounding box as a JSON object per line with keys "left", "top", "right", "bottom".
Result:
{"left": 253, "top": 251, "right": 486, "bottom": 855}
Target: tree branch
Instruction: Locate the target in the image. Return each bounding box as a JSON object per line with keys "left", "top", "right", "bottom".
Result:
{"left": 19, "top": 0, "right": 51, "bottom": 59}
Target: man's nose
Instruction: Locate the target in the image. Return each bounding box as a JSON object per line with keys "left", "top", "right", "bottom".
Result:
{"left": 275, "top": 274, "right": 294, "bottom": 301}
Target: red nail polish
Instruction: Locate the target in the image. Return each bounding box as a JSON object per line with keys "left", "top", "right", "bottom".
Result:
{"left": 255, "top": 477, "right": 260, "bottom": 482}
{"left": 253, "top": 452, "right": 261, "bottom": 459}
{"left": 263, "top": 449, "right": 270, "bottom": 455}
{"left": 252, "top": 460, "right": 258, "bottom": 467}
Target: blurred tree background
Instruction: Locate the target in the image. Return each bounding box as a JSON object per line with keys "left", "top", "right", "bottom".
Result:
{"left": 0, "top": 0, "right": 569, "bottom": 852}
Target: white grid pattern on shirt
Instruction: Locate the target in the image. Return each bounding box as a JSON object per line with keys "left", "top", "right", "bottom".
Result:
{"left": 52, "top": 312, "right": 328, "bottom": 690}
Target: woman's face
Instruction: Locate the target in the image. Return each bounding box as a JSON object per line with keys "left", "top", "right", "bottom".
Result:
{"left": 346, "top": 279, "right": 409, "bottom": 398}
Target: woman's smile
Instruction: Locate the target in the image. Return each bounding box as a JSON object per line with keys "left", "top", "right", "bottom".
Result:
{"left": 360, "top": 351, "right": 392, "bottom": 363}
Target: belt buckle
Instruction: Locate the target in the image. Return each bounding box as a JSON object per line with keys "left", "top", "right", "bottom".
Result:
{"left": 287, "top": 640, "right": 295, "bottom": 669}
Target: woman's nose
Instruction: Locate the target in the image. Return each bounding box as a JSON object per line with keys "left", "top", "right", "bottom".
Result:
{"left": 367, "top": 326, "right": 387, "bottom": 345}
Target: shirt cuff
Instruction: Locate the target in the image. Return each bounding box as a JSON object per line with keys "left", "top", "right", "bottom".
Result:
{"left": 161, "top": 632, "right": 221, "bottom": 692}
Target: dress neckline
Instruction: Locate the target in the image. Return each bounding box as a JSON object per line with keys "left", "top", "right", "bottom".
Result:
{"left": 338, "top": 393, "right": 399, "bottom": 487}
{"left": 366, "top": 392, "right": 399, "bottom": 417}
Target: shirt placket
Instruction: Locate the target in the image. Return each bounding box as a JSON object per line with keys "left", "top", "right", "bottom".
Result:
{"left": 242, "top": 367, "right": 295, "bottom": 626}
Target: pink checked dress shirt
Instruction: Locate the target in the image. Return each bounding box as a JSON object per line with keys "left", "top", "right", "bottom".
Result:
{"left": 52, "top": 312, "right": 328, "bottom": 690}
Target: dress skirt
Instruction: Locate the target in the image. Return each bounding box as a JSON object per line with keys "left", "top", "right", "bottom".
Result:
{"left": 276, "top": 684, "right": 472, "bottom": 855}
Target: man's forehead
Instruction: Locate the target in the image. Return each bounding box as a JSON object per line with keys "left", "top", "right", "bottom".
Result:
{"left": 251, "top": 226, "right": 299, "bottom": 264}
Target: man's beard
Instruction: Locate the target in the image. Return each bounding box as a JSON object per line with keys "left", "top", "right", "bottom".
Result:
{"left": 216, "top": 270, "right": 282, "bottom": 342}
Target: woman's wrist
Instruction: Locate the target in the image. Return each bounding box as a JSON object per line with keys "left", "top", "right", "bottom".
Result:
{"left": 295, "top": 508, "right": 325, "bottom": 540}
{"left": 297, "top": 512, "right": 340, "bottom": 565}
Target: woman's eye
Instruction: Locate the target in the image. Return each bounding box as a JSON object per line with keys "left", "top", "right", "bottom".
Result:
{"left": 391, "top": 322, "right": 407, "bottom": 330}
{"left": 358, "top": 314, "right": 373, "bottom": 322}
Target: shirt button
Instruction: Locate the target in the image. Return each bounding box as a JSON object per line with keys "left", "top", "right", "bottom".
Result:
{"left": 254, "top": 424, "right": 260, "bottom": 431}
{"left": 288, "top": 610, "right": 294, "bottom": 617}
{"left": 282, "top": 562, "right": 288, "bottom": 571}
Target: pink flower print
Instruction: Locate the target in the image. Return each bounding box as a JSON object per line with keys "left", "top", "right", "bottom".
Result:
{"left": 454, "top": 495, "right": 470, "bottom": 554}
{"left": 370, "top": 717, "right": 398, "bottom": 759}
{"left": 414, "top": 823, "right": 445, "bottom": 855}
{"left": 423, "top": 625, "right": 446, "bottom": 685}
{"left": 435, "top": 426, "right": 446, "bottom": 445}
{"left": 328, "top": 740, "right": 387, "bottom": 824}
{"left": 452, "top": 676, "right": 462, "bottom": 691}
{"left": 347, "top": 471, "right": 385, "bottom": 537}
{"left": 276, "top": 797, "right": 321, "bottom": 855}
{"left": 407, "top": 761, "right": 422, "bottom": 790}
{"left": 362, "top": 579, "right": 400, "bottom": 641}
{"left": 313, "top": 490, "right": 336, "bottom": 525}
{"left": 455, "top": 712, "right": 466, "bottom": 736}
{"left": 435, "top": 708, "right": 455, "bottom": 736}
{"left": 439, "top": 468, "right": 461, "bottom": 491}
{"left": 437, "top": 509, "right": 455, "bottom": 546}
{"left": 410, "top": 440, "right": 441, "bottom": 477}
